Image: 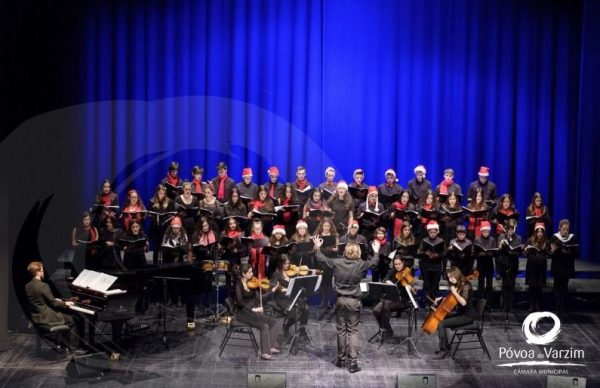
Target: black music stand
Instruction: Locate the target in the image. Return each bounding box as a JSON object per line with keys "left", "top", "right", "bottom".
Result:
{"left": 492, "top": 265, "right": 521, "bottom": 332}
{"left": 367, "top": 283, "right": 400, "bottom": 349}
{"left": 153, "top": 275, "right": 190, "bottom": 350}
{"left": 284, "top": 275, "right": 320, "bottom": 357}
{"left": 389, "top": 283, "right": 422, "bottom": 358}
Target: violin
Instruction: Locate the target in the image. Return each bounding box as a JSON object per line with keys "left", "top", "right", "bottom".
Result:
{"left": 285, "top": 264, "right": 318, "bottom": 277}
{"left": 247, "top": 277, "right": 271, "bottom": 290}
{"left": 421, "top": 270, "right": 479, "bottom": 335}
{"left": 395, "top": 267, "right": 414, "bottom": 287}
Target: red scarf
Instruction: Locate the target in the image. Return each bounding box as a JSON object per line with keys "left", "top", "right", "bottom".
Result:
{"left": 217, "top": 174, "right": 228, "bottom": 201}
{"left": 497, "top": 208, "right": 513, "bottom": 234}
{"left": 100, "top": 193, "right": 111, "bottom": 206}
{"left": 227, "top": 230, "right": 240, "bottom": 238}
{"left": 166, "top": 172, "right": 178, "bottom": 186}
{"left": 249, "top": 232, "right": 266, "bottom": 278}
{"left": 440, "top": 178, "right": 454, "bottom": 195}
{"left": 193, "top": 178, "right": 202, "bottom": 193}
{"left": 199, "top": 231, "right": 216, "bottom": 245}
{"left": 534, "top": 206, "right": 543, "bottom": 217}
{"left": 84, "top": 225, "right": 97, "bottom": 242}
{"left": 421, "top": 203, "right": 433, "bottom": 224}
{"left": 295, "top": 179, "right": 308, "bottom": 190}
{"left": 269, "top": 183, "right": 276, "bottom": 198}
{"left": 251, "top": 200, "right": 265, "bottom": 211}
{"left": 376, "top": 236, "right": 387, "bottom": 247}
{"left": 283, "top": 198, "right": 292, "bottom": 223}
{"left": 392, "top": 201, "right": 407, "bottom": 238}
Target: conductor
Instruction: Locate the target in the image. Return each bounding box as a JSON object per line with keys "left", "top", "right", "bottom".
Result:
{"left": 312, "top": 236, "right": 379, "bottom": 373}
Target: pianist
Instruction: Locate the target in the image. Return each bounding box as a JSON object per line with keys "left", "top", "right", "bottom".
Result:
{"left": 25, "top": 261, "right": 84, "bottom": 352}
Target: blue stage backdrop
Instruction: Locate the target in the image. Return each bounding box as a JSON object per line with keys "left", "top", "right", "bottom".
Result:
{"left": 77, "top": 0, "right": 599, "bottom": 260}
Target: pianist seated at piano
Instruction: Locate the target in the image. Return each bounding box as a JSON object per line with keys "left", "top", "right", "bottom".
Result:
{"left": 25, "top": 261, "right": 85, "bottom": 354}
{"left": 161, "top": 216, "right": 190, "bottom": 263}
{"left": 119, "top": 220, "right": 149, "bottom": 269}
{"left": 71, "top": 211, "right": 99, "bottom": 274}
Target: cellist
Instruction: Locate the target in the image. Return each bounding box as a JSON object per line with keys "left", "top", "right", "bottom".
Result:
{"left": 433, "top": 266, "right": 475, "bottom": 359}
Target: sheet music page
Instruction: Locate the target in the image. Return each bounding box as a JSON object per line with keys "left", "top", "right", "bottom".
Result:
{"left": 285, "top": 277, "right": 297, "bottom": 297}
{"left": 314, "top": 274, "right": 322, "bottom": 292}
{"left": 405, "top": 284, "right": 419, "bottom": 309}
{"left": 360, "top": 282, "right": 368, "bottom": 292}
{"left": 72, "top": 269, "right": 95, "bottom": 288}
{"left": 88, "top": 272, "right": 118, "bottom": 292}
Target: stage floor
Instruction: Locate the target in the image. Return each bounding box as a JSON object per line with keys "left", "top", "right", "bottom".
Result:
{"left": 1, "top": 301, "right": 599, "bottom": 388}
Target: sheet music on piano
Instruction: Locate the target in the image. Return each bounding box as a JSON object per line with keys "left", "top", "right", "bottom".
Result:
{"left": 71, "top": 269, "right": 127, "bottom": 295}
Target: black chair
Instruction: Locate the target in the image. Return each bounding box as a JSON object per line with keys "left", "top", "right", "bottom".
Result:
{"left": 449, "top": 298, "right": 491, "bottom": 360}
{"left": 218, "top": 297, "right": 259, "bottom": 357}
{"left": 35, "top": 323, "right": 71, "bottom": 357}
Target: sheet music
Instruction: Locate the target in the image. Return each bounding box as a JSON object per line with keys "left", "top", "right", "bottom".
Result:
{"left": 71, "top": 269, "right": 118, "bottom": 293}
{"left": 285, "top": 275, "right": 321, "bottom": 297}
{"left": 360, "top": 282, "right": 368, "bottom": 292}
{"left": 405, "top": 284, "right": 419, "bottom": 309}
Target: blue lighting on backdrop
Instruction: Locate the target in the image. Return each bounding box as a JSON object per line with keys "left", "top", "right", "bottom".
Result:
{"left": 78, "top": 0, "right": 597, "bottom": 260}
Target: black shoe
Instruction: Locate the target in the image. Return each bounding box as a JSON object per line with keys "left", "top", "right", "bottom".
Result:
{"left": 335, "top": 359, "right": 345, "bottom": 368}
{"left": 349, "top": 363, "right": 361, "bottom": 373}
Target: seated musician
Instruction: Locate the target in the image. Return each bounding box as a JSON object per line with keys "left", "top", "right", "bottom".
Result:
{"left": 372, "top": 256, "right": 414, "bottom": 337}
{"left": 433, "top": 266, "right": 474, "bottom": 359}
{"left": 24, "top": 261, "right": 84, "bottom": 353}
{"left": 235, "top": 264, "right": 282, "bottom": 360}
{"left": 270, "top": 255, "right": 309, "bottom": 337}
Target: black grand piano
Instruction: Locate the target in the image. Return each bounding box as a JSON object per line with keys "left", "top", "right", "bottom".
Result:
{"left": 56, "top": 262, "right": 193, "bottom": 347}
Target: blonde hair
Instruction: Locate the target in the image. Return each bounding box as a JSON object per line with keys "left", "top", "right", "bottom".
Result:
{"left": 344, "top": 243, "right": 362, "bottom": 260}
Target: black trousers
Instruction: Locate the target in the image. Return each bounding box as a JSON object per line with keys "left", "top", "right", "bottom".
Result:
{"left": 437, "top": 313, "right": 473, "bottom": 351}
{"left": 553, "top": 277, "right": 570, "bottom": 312}
{"left": 273, "top": 297, "right": 309, "bottom": 331}
{"left": 422, "top": 270, "right": 441, "bottom": 304}
{"left": 236, "top": 309, "right": 282, "bottom": 354}
{"left": 335, "top": 297, "right": 361, "bottom": 363}
{"left": 373, "top": 299, "right": 407, "bottom": 332}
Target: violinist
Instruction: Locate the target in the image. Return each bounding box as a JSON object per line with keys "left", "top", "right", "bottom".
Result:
{"left": 270, "top": 256, "right": 309, "bottom": 337}
{"left": 235, "top": 264, "right": 282, "bottom": 360}
{"left": 312, "top": 237, "right": 380, "bottom": 373}
{"left": 433, "top": 267, "right": 474, "bottom": 359}
{"left": 372, "top": 256, "right": 414, "bottom": 337}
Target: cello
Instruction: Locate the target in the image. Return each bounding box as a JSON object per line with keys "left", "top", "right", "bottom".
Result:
{"left": 421, "top": 270, "right": 479, "bottom": 335}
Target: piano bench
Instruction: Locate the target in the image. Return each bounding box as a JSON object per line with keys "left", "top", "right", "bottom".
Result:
{"left": 36, "top": 324, "right": 71, "bottom": 355}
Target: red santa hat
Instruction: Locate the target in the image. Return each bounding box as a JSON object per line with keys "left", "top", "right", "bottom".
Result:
{"left": 296, "top": 220, "right": 308, "bottom": 230}
{"left": 426, "top": 221, "right": 439, "bottom": 231}
{"left": 478, "top": 166, "right": 490, "bottom": 177}
{"left": 349, "top": 220, "right": 360, "bottom": 230}
{"left": 268, "top": 166, "right": 280, "bottom": 176}
{"left": 272, "top": 225, "right": 286, "bottom": 235}
{"left": 534, "top": 222, "right": 546, "bottom": 231}
{"left": 242, "top": 167, "right": 253, "bottom": 178}
{"left": 480, "top": 220, "right": 492, "bottom": 231}
{"left": 171, "top": 216, "right": 182, "bottom": 226}
{"left": 367, "top": 186, "right": 378, "bottom": 197}
{"left": 337, "top": 180, "right": 348, "bottom": 190}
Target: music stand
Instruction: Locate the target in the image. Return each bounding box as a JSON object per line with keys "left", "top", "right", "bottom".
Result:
{"left": 153, "top": 275, "right": 190, "bottom": 350}
{"left": 367, "top": 283, "right": 400, "bottom": 349}
{"left": 284, "top": 275, "right": 320, "bottom": 357}
{"left": 389, "top": 284, "right": 423, "bottom": 358}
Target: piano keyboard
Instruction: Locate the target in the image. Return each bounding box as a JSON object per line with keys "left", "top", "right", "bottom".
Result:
{"left": 68, "top": 304, "right": 97, "bottom": 315}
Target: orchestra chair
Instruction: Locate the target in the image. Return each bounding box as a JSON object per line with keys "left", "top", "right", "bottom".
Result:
{"left": 219, "top": 297, "right": 259, "bottom": 357}
{"left": 448, "top": 298, "right": 491, "bottom": 360}
{"left": 35, "top": 323, "right": 71, "bottom": 357}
